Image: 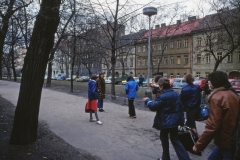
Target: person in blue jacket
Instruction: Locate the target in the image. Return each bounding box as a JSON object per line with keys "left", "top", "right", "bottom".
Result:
{"left": 86, "top": 74, "right": 102, "bottom": 125}
{"left": 180, "top": 73, "right": 203, "bottom": 136}
{"left": 125, "top": 76, "right": 139, "bottom": 118}
{"left": 143, "top": 77, "right": 190, "bottom": 160}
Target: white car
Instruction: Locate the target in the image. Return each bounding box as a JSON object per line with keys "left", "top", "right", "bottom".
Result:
{"left": 105, "top": 77, "right": 112, "bottom": 84}
{"left": 66, "top": 75, "right": 76, "bottom": 81}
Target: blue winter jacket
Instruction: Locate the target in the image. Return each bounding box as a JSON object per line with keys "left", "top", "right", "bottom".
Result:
{"left": 88, "top": 79, "right": 98, "bottom": 100}
{"left": 125, "top": 78, "right": 139, "bottom": 99}
{"left": 180, "top": 83, "right": 203, "bottom": 111}
{"left": 145, "top": 88, "right": 184, "bottom": 129}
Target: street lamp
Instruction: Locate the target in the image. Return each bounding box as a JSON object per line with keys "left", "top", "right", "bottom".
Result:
{"left": 143, "top": 7, "right": 157, "bottom": 99}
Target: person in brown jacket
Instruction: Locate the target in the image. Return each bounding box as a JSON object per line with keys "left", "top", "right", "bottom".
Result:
{"left": 193, "top": 71, "right": 240, "bottom": 160}
{"left": 96, "top": 73, "right": 106, "bottom": 112}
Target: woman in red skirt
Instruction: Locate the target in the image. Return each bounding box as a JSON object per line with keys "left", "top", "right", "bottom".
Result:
{"left": 85, "top": 74, "right": 102, "bottom": 125}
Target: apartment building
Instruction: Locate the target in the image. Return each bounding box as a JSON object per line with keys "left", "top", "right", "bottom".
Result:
{"left": 135, "top": 17, "right": 201, "bottom": 78}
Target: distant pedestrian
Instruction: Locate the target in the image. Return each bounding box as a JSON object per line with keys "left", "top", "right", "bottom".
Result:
{"left": 139, "top": 75, "right": 144, "bottom": 87}
{"left": 180, "top": 73, "right": 202, "bottom": 140}
{"left": 85, "top": 74, "right": 102, "bottom": 125}
{"left": 151, "top": 75, "right": 162, "bottom": 100}
{"left": 143, "top": 77, "right": 190, "bottom": 160}
{"left": 193, "top": 71, "right": 240, "bottom": 160}
{"left": 125, "top": 76, "right": 139, "bottom": 118}
{"left": 96, "top": 72, "right": 106, "bottom": 112}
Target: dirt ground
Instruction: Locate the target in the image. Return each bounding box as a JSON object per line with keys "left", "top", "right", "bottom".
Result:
{"left": 0, "top": 95, "right": 97, "bottom": 160}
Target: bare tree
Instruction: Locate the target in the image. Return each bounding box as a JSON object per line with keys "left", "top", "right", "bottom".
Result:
{"left": 193, "top": 2, "right": 240, "bottom": 71}
{"left": 0, "top": 0, "right": 32, "bottom": 79}
{"left": 10, "top": 0, "right": 61, "bottom": 144}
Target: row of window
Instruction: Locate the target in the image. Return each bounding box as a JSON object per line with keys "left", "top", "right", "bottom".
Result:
{"left": 196, "top": 72, "right": 210, "bottom": 77}
{"left": 137, "top": 55, "right": 189, "bottom": 66}
{"left": 138, "top": 39, "right": 189, "bottom": 52}
{"left": 196, "top": 53, "right": 240, "bottom": 64}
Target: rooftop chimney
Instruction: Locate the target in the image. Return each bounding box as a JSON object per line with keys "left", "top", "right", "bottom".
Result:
{"left": 176, "top": 20, "right": 181, "bottom": 24}
{"left": 188, "top": 16, "right": 196, "bottom": 22}
{"left": 155, "top": 25, "right": 160, "bottom": 29}
{"left": 161, "top": 23, "right": 166, "bottom": 28}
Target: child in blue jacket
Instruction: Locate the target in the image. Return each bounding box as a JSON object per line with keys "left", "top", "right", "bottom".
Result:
{"left": 86, "top": 74, "right": 102, "bottom": 125}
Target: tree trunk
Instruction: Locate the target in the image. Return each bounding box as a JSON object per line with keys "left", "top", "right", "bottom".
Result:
{"left": 213, "top": 60, "right": 220, "bottom": 71}
{"left": 10, "top": 0, "right": 61, "bottom": 145}
{"left": 46, "top": 61, "right": 53, "bottom": 87}
{"left": 11, "top": 46, "right": 17, "bottom": 82}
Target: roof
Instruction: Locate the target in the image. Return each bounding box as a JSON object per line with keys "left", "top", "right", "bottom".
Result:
{"left": 138, "top": 18, "right": 203, "bottom": 42}
{"left": 118, "top": 30, "right": 147, "bottom": 46}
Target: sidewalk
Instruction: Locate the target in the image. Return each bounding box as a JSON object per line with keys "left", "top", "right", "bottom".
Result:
{"left": 0, "top": 80, "right": 214, "bottom": 160}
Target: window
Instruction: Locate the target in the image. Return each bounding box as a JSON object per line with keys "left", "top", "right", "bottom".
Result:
{"left": 138, "top": 46, "right": 141, "bottom": 52}
{"left": 164, "top": 43, "right": 168, "bottom": 50}
{"left": 164, "top": 57, "right": 168, "bottom": 65}
{"left": 184, "top": 39, "right": 188, "bottom": 47}
{"left": 143, "top": 46, "right": 146, "bottom": 52}
{"left": 158, "top": 44, "right": 162, "bottom": 50}
{"left": 130, "top": 58, "right": 133, "bottom": 67}
{"left": 206, "top": 36, "right": 210, "bottom": 46}
{"left": 205, "top": 72, "right": 210, "bottom": 77}
{"left": 153, "top": 45, "right": 156, "bottom": 51}
{"left": 197, "top": 54, "right": 201, "bottom": 64}
{"left": 176, "top": 74, "right": 180, "bottom": 78}
{"left": 170, "top": 41, "right": 174, "bottom": 49}
{"left": 184, "top": 55, "right": 188, "bottom": 64}
{"left": 177, "top": 40, "right": 181, "bottom": 49}
{"left": 116, "top": 62, "right": 120, "bottom": 68}
{"left": 217, "top": 53, "right": 222, "bottom": 63}
{"left": 137, "top": 59, "right": 141, "bottom": 66}
{"left": 228, "top": 53, "right": 233, "bottom": 63}
{"left": 170, "top": 56, "right": 174, "bottom": 64}
{"left": 142, "top": 59, "right": 146, "bottom": 65}
{"left": 124, "top": 58, "right": 127, "bottom": 67}
{"left": 170, "top": 74, "right": 174, "bottom": 78}
{"left": 131, "top": 47, "right": 135, "bottom": 53}
{"left": 177, "top": 56, "right": 181, "bottom": 64}
{"left": 197, "top": 37, "right": 202, "bottom": 46}
{"left": 153, "top": 59, "right": 156, "bottom": 65}
{"left": 196, "top": 72, "right": 201, "bottom": 77}
{"left": 206, "top": 54, "right": 210, "bottom": 63}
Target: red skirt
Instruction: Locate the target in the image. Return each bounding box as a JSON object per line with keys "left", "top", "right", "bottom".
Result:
{"left": 85, "top": 99, "right": 97, "bottom": 113}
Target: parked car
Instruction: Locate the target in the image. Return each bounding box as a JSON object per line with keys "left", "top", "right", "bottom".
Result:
{"left": 143, "top": 78, "right": 154, "bottom": 87}
{"left": 105, "top": 77, "right": 112, "bottom": 84}
{"left": 121, "top": 77, "right": 140, "bottom": 85}
{"left": 230, "top": 80, "right": 240, "bottom": 93}
{"left": 193, "top": 79, "right": 206, "bottom": 88}
{"left": 168, "top": 78, "right": 176, "bottom": 87}
{"left": 55, "top": 73, "right": 66, "bottom": 80}
{"left": 66, "top": 75, "right": 77, "bottom": 81}
{"left": 76, "top": 76, "right": 89, "bottom": 82}
{"left": 172, "top": 78, "right": 187, "bottom": 89}
{"left": 194, "top": 76, "right": 207, "bottom": 81}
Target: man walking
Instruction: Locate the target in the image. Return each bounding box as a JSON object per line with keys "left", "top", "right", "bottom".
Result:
{"left": 139, "top": 75, "right": 144, "bottom": 87}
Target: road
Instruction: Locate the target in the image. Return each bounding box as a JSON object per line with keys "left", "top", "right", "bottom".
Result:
{"left": 0, "top": 80, "right": 214, "bottom": 160}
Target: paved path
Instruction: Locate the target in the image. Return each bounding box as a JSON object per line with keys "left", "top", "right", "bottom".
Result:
{"left": 0, "top": 80, "right": 214, "bottom": 160}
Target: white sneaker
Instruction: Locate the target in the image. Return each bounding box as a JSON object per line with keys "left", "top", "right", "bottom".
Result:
{"left": 89, "top": 119, "right": 96, "bottom": 122}
{"left": 96, "top": 121, "right": 102, "bottom": 125}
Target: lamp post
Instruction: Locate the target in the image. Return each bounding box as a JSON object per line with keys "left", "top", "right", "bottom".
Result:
{"left": 143, "top": 7, "right": 157, "bottom": 99}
